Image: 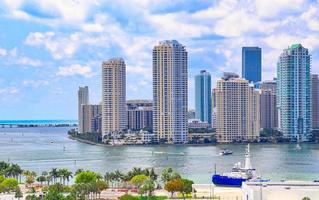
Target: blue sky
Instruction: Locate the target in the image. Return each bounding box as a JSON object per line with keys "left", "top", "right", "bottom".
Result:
{"left": 0, "top": 0, "right": 319, "bottom": 120}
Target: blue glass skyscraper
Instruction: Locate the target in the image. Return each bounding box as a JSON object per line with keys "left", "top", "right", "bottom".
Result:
{"left": 195, "top": 70, "right": 212, "bottom": 125}
{"left": 277, "top": 44, "right": 311, "bottom": 141}
{"left": 242, "top": 47, "right": 262, "bottom": 83}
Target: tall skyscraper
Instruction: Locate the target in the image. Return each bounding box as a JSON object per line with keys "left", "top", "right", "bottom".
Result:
{"left": 82, "top": 104, "right": 102, "bottom": 133}
{"left": 242, "top": 47, "right": 262, "bottom": 83}
{"left": 216, "top": 73, "right": 260, "bottom": 142}
{"left": 277, "top": 44, "right": 311, "bottom": 141}
{"left": 78, "top": 86, "right": 89, "bottom": 133}
{"left": 127, "top": 100, "right": 153, "bottom": 131}
{"left": 260, "top": 80, "right": 277, "bottom": 130}
{"left": 153, "top": 40, "right": 188, "bottom": 143}
{"left": 312, "top": 74, "right": 319, "bottom": 129}
{"left": 102, "top": 58, "right": 126, "bottom": 136}
{"left": 195, "top": 70, "right": 212, "bottom": 125}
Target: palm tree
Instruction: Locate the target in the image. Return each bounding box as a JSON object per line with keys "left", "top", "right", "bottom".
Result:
{"left": 104, "top": 172, "right": 113, "bottom": 187}
{"left": 58, "top": 168, "right": 72, "bottom": 185}
{"left": 114, "top": 170, "right": 124, "bottom": 188}
{"left": 149, "top": 168, "right": 158, "bottom": 181}
{"left": 49, "top": 168, "right": 59, "bottom": 184}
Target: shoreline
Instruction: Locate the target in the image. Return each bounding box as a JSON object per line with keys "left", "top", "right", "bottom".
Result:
{"left": 68, "top": 135, "right": 319, "bottom": 147}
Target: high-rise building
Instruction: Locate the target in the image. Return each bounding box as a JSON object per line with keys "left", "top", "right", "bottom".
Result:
{"left": 212, "top": 88, "right": 217, "bottom": 128}
{"left": 242, "top": 47, "right": 262, "bottom": 83}
{"left": 187, "top": 109, "right": 196, "bottom": 120}
{"left": 127, "top": 100, "right": 153, "bottom": 131}
{"left": 78, "top": 86, "right": 89, "bottom": 133}
{"left": 312, "top": 74, "right": 319, "bottom": 129}
{"left": 277, "top": 44, "right": 311, "bottom": 141}
{"left": 82, "top": 104, "right": 102, "bottom": 133}
{"left": 153, "top": 40, "right": 188, "bottom": 143}
{"left": 216, "top": 73, "right": 260, "bottom": 142}
{"left": 195, "top": 70, "right": 212, "bottom": 125}
{"left": 102, "top": 58, "right": 126, "bottom": 136}
{"left": 260, "top": 80, "right": 277, "bottom": 130}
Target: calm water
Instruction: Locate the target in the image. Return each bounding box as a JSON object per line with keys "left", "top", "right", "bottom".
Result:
{"left": 1, "top": 127, "right": 319, "bottom": 183}
{"left": 0, "top": 120, "right": 77, "bottom": 125}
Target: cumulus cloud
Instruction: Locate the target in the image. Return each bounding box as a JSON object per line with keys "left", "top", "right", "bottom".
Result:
{"left": 56, "top": 64, "right": 95, "bottom": 78}
{"left": 255, "top": 0, "right": 305, "bottom": 18}
{"left": 25, "top": 32, "right": 79, "bottom": 60}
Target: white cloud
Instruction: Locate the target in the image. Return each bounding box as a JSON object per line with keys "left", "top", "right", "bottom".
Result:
{"left": 301, "top": 4, "right": 319, "bottom": 31}
{"left": 25, "top": 32, "right": 79, "bottom": 59}
{"left": 56, "top": 64, "right": 95, "bottom": 78}
{"left": 255, "top": 0, "right": 305, "bottom": 18}
{"left": 0, "top": 87, "right": 19, "bottom": 94}
{"left": 0, "top": 48, "right": 7, "bottom": 56}
{"left": 1, "top": 0, "right": 100, "bottom": 25}
{"left": 22, "top": 80, "right": 49, "bottom": 87}
{"left": 17, "top": 57, "right": 42, "bottom": 67}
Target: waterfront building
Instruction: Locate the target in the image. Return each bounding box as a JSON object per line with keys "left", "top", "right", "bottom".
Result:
{"left": 312, "top": 74, "right": 319, "bottom": 129}
{"left": 91, "top": 114, "right": 102, "bottom": 133}
{"left": 211, "top": 88, "right": 217, "bottom": 129}
{"left": 195, "top": 70, "right": 212, "bottom": 125}
{"left": 127, "top": 100, "right": 153, "bottom": 131}
{"left": 101, "top": 58, "right": 126, "bottom": 137}
{"left": 153, "top": 40, "right": 188, "bottom": 143}
{"left": 188, "top": 119, "right": 210, "bottom": 129}
{"left": 78, "top": 86, "right": 89, "bottom": 133}
{"left": 140, "top": 130, "right": 156, "bottom": 144}
{"left": 242, "top": 47, "right": 262, "bottom": 83}
{"left": 260, "top": 80, "right": 278, "bottom": 130}
{"left": 277, "top": 44, "right": 311, "bottom": 141}
{"left": 215, "top": 73, "right": 260, "bottom": 142}
{"left": 82, "top": 104, "right": 102, "bottom": 133}
{"left": 188, "top": 109, "right": 196, "bottom": 120}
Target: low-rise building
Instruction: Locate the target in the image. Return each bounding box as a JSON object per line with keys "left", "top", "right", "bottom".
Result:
{"left": 242, "top": 181, "right": 319, "bottom": 200}
{"left": 188, "top": 119, "right": 210, "bottom": 129}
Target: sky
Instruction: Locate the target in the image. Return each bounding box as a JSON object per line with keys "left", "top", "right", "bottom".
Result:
{"left": 0, "top": 0, "right": 319, "bottom": 120}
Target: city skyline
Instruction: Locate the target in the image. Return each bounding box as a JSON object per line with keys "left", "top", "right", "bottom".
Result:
{"left": 1, "top": 0, "right": 319, "bottom": 119}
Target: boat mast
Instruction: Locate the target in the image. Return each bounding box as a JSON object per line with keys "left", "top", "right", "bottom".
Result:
{"left": 244, "top": 144, "right": 252, "bottom": 169}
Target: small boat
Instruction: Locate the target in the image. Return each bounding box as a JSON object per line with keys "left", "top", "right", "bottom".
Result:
{"left": 219, "top": 149, "right": 233, "bottom": 155}
{"left": 212, "top": 144, "right": 261, "bottom": 187}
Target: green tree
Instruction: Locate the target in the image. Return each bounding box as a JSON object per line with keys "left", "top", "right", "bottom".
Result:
{"left": 1, "top": 178, "right": 18, "bottom": 192}
{"left": 0, "top": 175, "right": 4, "bottom": 183}
{"left": 131, "top": 174, "right": 148, "bottom": 189}
{"left": 36, "top": 175, "right": 46, "bottom": 186}
{"left": 302, "top": 197, "right": 311, "bottom": 200}
{"left": 75, "top": 171, "right": 97, "bottom": 184}
{"left": 15, "top": 187, "right": 23, "bottom": 200}
{"left": 161, "top": 168, "right": 181, "bottom": 184}
{"left": 180, "top": 179, "right": 194, "bottom": 199}
{"left": 139, "top": 179, "right": 155, "bottom": 197}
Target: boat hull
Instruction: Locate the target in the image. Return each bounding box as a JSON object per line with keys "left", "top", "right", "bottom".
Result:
{"left": 212, "top": 174, "right": 247, "bottom": 187}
